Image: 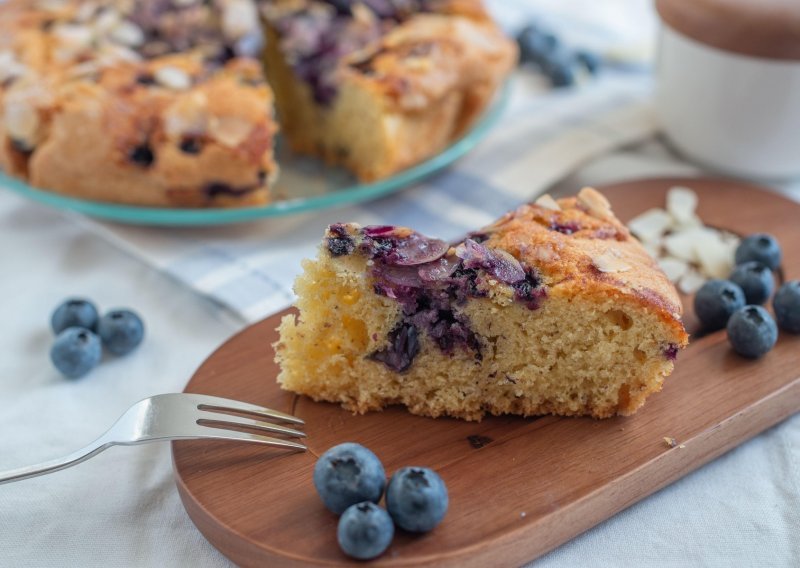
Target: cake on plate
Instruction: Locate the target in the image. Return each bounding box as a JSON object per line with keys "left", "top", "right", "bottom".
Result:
{"left": 262, "top": 0, "right": 516, "bottom": 181}
{"left": 275, "top": 188, "right": 689, "bottom": 420}
{"left": 0, "top": 0, "right": 514, "bottom": 207}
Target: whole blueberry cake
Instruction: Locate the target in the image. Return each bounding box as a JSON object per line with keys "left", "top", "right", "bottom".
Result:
{"left": 0, "top": 0, "right": 514, "bottom": 207}
{"left": 276, "top": 188, "right": 689, "bottom": 420}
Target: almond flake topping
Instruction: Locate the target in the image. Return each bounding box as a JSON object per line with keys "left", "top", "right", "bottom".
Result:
{"left": 534, "top": 194, "right": 561, "bottom": 211}
{"left": 154, "top": 66, "right": 192, "bottom": 90}
{"left": 578, "top": 186, "right": 614, "bottom": 221}
{"left": 593, "top": 248, "right": 632, "bottom": 273}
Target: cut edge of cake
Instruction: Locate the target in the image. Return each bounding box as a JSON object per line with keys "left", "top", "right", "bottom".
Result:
{"left": 262, "top": 2, "right": 517, "bottom": 181}
{"left": 275, "top": 188, "right": 689, "bottom": 421}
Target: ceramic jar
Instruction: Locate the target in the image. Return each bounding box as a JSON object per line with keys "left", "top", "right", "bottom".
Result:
{"left": 655, "top": 0, "right": 800, "bottom": 179}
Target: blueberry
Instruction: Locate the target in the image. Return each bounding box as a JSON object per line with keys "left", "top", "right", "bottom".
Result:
{"left": 542, "top": 48, "right": 577, "bottom": 87}
{"left": 128, "top": 143, "right": 154, "bottom": 167}
{"left": 774, "top": 280, "right": 800, "bottom": 333}
{"left": 313, "top": 443, "right": 386, "bottom": 514}
{"left": 575, "top": 49, "right": 601, "bottom": 74}
{"left": 50, "top": 327, "right": 102, "bottom": 379}
{"left": 693, "top": 279, "right": 746, "bottom": 331}
{"left": 547, "top": 59, "right": 576, "bottom": 87}
{"left": 516, "top": 24, "right": 559, "bottom": 66}
{"left": 368, "top": 322, "right": 420, "bottom": 372}
{"left": 51, "top": 298, "right": 99, "bottom": 334}
{"left": 385, "top": 466, "right": 448, "bottom": 532}
{"left": 735, "top": 233, "right": 782, "bottom": 271}
{"left": 337, "top": 502, "right": 394, "bottom": 560}
{"left": 97, "top": 309, "right": 145, "bottom": 356}
{"left": 729, "top": 262, "right": 774, "bottom": 305}
{"left": 726, "top": 305, "right": 778, "bottom": 359}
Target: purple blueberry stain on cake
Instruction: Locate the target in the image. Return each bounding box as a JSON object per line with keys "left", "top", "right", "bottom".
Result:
{"left": 327, "top": 223, "right": 356, "bottom": 257}
{"left": 128, "top": 143, "right": 155, "bottom": 167}
{"left": 327, "top": 223, "right": 547, "bottom": 372}
{"left": 456, "top": 239, "right": 526, "bottom": 284}
{"left": 662, "top": 343, "right": 679, "bottom": 361}
{"left": 368, "top": 321, "right": 420, "bottom": 372}
{"left": 550, "top": 220, "right": 581, "bottom": 235}
{"left": 362, "top": 226, "right": 449, "bottom": 266}
{"left": 267, "top": 1, "right": 433, "bottom": 104}
{"left": 203, "top": 182, "right": 257, "bottom": 199}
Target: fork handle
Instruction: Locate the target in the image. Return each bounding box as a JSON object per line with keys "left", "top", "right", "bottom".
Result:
{"left": 0, "top": 438, "right": 112, "bottom": 485}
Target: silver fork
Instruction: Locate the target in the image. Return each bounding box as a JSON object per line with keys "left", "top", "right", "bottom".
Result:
{"left": 0, "top": 393, "right": 306, "bottom": 485}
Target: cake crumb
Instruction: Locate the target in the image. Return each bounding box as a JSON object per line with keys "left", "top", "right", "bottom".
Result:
{"left": 663, "top": 437, "right": 678, "bottom": 448}
{"left": 467, "top": 435, "right": 493, "bottom": 449}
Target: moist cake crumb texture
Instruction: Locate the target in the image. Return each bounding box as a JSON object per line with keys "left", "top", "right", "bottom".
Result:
{"left": 276, "top": 188, "right": 689, "bottom": 421}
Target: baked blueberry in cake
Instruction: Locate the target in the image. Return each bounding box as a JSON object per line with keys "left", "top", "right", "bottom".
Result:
{"left": 0, "top": 0, "right": 514, "bottom": 207}
{"left": 276, "top": 188, "right": 689, "bottom": 420}
{"left": 262, "top": 0, "right": 517, "bottom": 181}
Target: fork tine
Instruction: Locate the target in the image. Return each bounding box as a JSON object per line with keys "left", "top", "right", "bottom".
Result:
{"left": 197, "top": 412, "right": 307, "bottom": 438}
{"left": 194, "top": 425, "right": 307, "bottom": 451}
{"left": 186, "top": 394, "right": 304, "bottom": 425}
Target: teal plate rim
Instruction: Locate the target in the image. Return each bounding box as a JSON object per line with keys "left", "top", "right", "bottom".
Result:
{"left": 1, "top": 82, "right": 510, "bottom": 226}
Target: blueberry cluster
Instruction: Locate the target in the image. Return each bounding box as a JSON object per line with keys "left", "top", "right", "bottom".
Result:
{"left": 693, "top": 234, "right": 799, "bottom": 358}
{"left": 516, "top": 23, "right": 601, "bottom": 88}
{"left": 313, "top": 443, "right": 448, "bottom": 560}
{"left": 49, "top": 298, "right": 145, "bottom": 379}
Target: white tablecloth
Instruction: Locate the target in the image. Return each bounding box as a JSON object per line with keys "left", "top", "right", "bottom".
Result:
{"left": 1, "top": 1, "right": 798, "bottom": 566}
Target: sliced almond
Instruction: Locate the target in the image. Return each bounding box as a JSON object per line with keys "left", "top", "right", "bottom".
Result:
{"left": 666, "top": 186, "right": 699, "bottom": 225}
{"left": 628, "top": 207, "right": 672, "bottom": 243}
{"left": 534, "top": 194, "right": 561, "bottom": 211}
{"left": 658, "top": 256, "right": 689, "bottom": 283}
{"left": 663, "top": 227, "right": 708, "bottom": 263}
{"left": 678, "top": 269, "right": 706, "bottom": 295}
{"left": 4, "top": 100, "right": 41, "bottom": 147}
{"left": 0, "top": 51, "right": 27, "bottom": 83}
{"left": 209, "top": 115, "right": 253, "bottom": 147}
{"left": 164, "top": 92, "right": 209, "bottom": 138}
{"left": 694, "top": 229, "right": 735, "bottom": 279}
{"left": 222, "top": 0, "right": 260, "bottom": 40}
{"left": 93, "top": 8, "right": 120, "bottom": 34}
{"left": 109, "top": 21, "right": 145, "bottom": 47}
{"left": 578, "top": 187, "right": 614, "bottom": 221}
{"left": 154, "top": 66, "right": 192, "bottom": 90}
{"left": 593, "top": 248, "right": 632, "bottom": 273}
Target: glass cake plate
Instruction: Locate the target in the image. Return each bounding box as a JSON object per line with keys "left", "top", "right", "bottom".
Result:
{"left": 0, "top": 83, "right": 509, "bottom": 227}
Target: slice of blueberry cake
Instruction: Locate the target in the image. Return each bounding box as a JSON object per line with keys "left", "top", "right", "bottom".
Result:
{"left": 262, "top": 0, "right": 516, "bottom": 181}
{"left": 276, "top": 188, "right": 688, "bottom": 421}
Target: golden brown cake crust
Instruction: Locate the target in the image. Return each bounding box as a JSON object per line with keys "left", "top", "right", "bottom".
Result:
{"left": 0, "top": 0, "right": 277, "bottom": 207}
{"left": 485, "top": 188, "right": 686, "bottom": 334}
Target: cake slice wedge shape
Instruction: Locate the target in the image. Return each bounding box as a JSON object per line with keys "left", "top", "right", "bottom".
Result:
{"left": 275, "top": 188, "right": 689, "bottom": 421}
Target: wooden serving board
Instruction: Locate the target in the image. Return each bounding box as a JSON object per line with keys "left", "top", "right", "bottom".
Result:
{"left": 172, "top": 178, "right": 800, "bottom": 567}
